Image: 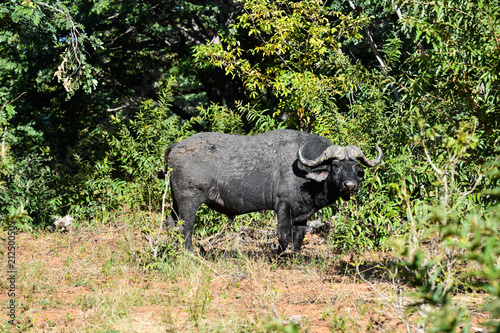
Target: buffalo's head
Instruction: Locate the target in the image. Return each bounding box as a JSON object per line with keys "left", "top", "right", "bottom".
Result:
{"left": 297, "top": 144, "right": 383, "bottom": 200}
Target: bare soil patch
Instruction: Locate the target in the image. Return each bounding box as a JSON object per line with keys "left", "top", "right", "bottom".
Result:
{"left": 0, "top": 220, "right": 489, "bottom": 332}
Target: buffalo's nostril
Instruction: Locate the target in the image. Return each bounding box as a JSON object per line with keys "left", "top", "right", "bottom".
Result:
{"left": 343, "top": 180, "right": 357, "bottom": 192}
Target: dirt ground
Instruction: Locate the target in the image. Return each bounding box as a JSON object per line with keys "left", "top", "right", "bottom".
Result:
{"left": 0, "top": 219, "right": 490, "bottom": 332}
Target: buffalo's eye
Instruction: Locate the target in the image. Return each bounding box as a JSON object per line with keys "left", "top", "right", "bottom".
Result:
{"left": 357, "top": 170, "right": 364, "bottom": 179}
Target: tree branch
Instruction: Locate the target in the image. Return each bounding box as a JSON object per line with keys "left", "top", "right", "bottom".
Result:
{"left": 170, "top": 103, "right": 204, "bottom": 132}
{"left": 348, "top": 0, "right": 401, "bottom": 102}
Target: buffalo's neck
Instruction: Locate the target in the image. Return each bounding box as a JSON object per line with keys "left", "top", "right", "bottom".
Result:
{"left": 300, "top": 180, "right": 339, "bottom": 210}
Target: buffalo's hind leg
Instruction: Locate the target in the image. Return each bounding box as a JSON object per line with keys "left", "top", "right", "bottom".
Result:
{"left": 173, "top": 194, "right": 205, "bottom": 252}
{"left": 165, "top": 200, "right": 178, "bottom": 228}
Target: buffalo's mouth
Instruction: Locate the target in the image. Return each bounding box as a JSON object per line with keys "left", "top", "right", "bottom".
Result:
{"left": 340, "top": 191, "right": 353, "bottom": 201}
{"left": 340, "top": 187, "right": 358, "bottom": 201}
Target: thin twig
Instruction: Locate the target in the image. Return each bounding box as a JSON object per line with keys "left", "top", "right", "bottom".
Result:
{"left": 421, "top": 134, "right": 443, "bottom": 175}
{"left": 448, "top": 173, "right": 483, "bottom": 215}
{"left": 3, "top": 92, "right": 27, "bottom": 108}
{"left": 151, "top": 171, "right": 171, "bottom": 257}
{"left": 186, "top": 252, "right": 221, "bottom": 276}
{"left": 356, "top": 262, "right": 412, "bottom": 332}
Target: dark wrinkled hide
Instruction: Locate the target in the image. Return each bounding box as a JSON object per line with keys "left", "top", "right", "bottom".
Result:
{"left": 159, "top": 129, "right": 381, "bottom": 254}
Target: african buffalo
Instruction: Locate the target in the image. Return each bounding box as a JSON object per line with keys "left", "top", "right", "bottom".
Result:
{"left": 158, "top": 129, "right": 382, "bottom": 254}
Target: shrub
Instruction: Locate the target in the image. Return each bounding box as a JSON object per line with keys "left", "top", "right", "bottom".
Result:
{"left": 391, "top": 122, "right": 499, "bottom": 331}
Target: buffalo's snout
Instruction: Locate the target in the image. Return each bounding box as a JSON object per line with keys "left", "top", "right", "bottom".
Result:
{"left": 342, "top": 180, "right": 358, "bottom": 192}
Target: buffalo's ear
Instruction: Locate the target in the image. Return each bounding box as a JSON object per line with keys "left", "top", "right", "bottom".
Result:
{"left": 304, "top": 165, "right": 331, "bottom": 182}
{"left": 296, "top": 141, "right": 333, "bottom": 182}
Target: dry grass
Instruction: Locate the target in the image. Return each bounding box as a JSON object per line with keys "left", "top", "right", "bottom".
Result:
{"left": 0, "top": 212, "right": 490, "bottom": 332}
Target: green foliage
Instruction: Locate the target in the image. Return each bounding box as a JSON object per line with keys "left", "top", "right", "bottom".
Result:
{"left": 140, "top": 222, "right": 186, "bottom": 273}
{"left": 326, "top": 177, "right": 400, "bottom": 252}
{"left": 65, "top": 78, "right": 187, "bottom": 220}
{"left": 2, "top": 0, "right": 102, "bottom": 97}
{"left": 395, "top": 0, "right": 500, "bottom": 154}
{"left": 1, "top": 205, "right": 32, "bottom": 231}
{"left": 192, "top": 103, "right": 245, "bottom": 134}
{"left": 194, "top": 0, "right": 370, "bottom": 130}
{"left": 391, "top": 125, "right": 500, "bottom": 331}
{"left": 0, "top": 152, "right": 60, "bottom": 227}
{"left": 0, "top": 205, "right": 32, "bottom": 256}
{"left": 243, "top": 103, "right": 287, "bottom": 134}
{"left": 377, "top": 5, "right": 500, "bottom": 327}
{"left": 265, "top": 320, "right": 301, "bottom": 333}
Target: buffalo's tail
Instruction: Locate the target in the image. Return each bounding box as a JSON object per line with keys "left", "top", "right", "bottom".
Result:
{"left": 157, "top": 143, "right": 178, "bottom": 179}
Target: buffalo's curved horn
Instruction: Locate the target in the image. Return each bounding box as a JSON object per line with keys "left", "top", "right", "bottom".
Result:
{"left": 297, "top": 145, "right": 346, "bottom": 167}
{"left": 345, "top": 145, "right": 383, "bottom": 167}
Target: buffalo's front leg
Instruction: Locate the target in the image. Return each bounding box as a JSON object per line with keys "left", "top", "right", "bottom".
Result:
{"left": 276, "top": 203, "right": 298, "bottom": 255}
{"left": 292, "top": 224, "right": 308, "bottom": 252}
